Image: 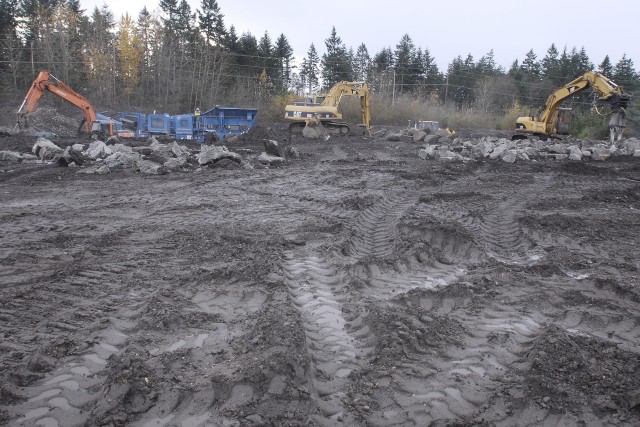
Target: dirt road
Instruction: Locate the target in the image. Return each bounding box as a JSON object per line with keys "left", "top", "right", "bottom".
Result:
{"left": 1, "top": 130, "right": 640, "bottom": 426}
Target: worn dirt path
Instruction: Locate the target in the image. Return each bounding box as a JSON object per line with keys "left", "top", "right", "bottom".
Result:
{"left": 1, "top": 131, "right": 640, "bottom": 426}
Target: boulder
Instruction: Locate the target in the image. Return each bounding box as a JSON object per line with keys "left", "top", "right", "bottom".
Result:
{"left": 285, "top": 146, "right": 300, "bottom": 158}
{"left": 567, "top": 145, "right": 582, "bottom": 161}
{"left": 105, "top": 135, "right": 119, "bottom": 145}
{"left": 164, "top": 156, "right": 188, "bottom": 171}
{"left": 418, "top": 145, "right": 438, "bottom": 160}
{"left": 86, "top": 140, "right": 113, "bottom": 160}
{"left": 0, "top": 151, "right": 23, "bottom": 162}
{"left": 591, "top": 148, "right": 612, "bottom": 161}
{"left": 502, "top": 150, "right": 517, "bottom": 163}
{"left": 32, "top": 137, "right": 63, "bottom": 160}
{"left": 385, "top": 132, "right": 404, "bottom": 142}
{"left": 434, "top": 148, "right": 464, "bottom": 162}
{"left": 264, "top": 139, "right": 286, "bottom": 157}
{"left": 257, "top": 152, "right": 286, "bottom": 166}
{"left": 423, "top": 134, "right": 441, "bottom": 144}
{"left": 61, "top": 146, "right": 85, "bottom": 166}
{"left": 137, "top": 159, "right": 168, "bottom": 175}
{"left": 472, "top": 140, "right": 494, "bottom": 158}
{"left": 105, "top": 151, "right": 141, "bottom": 169}
{"left": 170, "top": 141, "right": 190, "bottom": 158}
{"left": 412, "top": 131, "right": 427, "bottom": 142}
{"left": 302, "top": 121, "right": 326, "bottom": 139}
{"left": 489, "top": 143, "right": 509, "bottom": 160}
{"left": 620, "top": 138, "right": 640, "bottom": 155}
{"left": 72, "top": 144, "right": 85, "bottom": 152}
{"left": 547, "top": 144, "right": 568, "bottom": 154}
{"left": 197, "top": 145, "right": 242, "bottom": 165}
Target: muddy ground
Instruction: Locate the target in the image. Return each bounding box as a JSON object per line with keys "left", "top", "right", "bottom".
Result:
{"left": 1, "top": 115, "right": 640, "bottom": 426}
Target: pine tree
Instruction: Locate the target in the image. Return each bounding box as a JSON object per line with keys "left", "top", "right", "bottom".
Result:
{"left": 541, "top": 43, "right": 560, "bottom": 82}
{"left": 197, "top": 0, "right": 225, "bottom": 46}
{"left": 394, "top": 34, "right": 415, "bottom": 95}
{"left": 321, "top": 26, "right": 352, "bottom": 89}
{"left": 598, "top": 55, "right": 613, "bottom": 78}
{"left": 353, "top": 43, "right": 370, "bottom": 82}
{"left": 274, "top": 33, "right": 293, "bottom": 93}
{"left": 300, "top": 43, "right": 320, "bottom": 94}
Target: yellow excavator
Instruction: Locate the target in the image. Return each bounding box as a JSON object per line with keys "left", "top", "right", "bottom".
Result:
{"left": 514, "top": 71, "right": 630, "bottom": 140}
{"left": 284, "top": 81, "right": 371, "bottom": 135}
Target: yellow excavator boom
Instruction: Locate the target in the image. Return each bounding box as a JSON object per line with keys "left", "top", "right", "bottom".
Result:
{"left": 515, "top": 71, "right": 630, "bottom": 137}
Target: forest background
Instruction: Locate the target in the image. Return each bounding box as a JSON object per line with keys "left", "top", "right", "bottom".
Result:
{"left": 1, "top": 0, "right": 638, "bottom": 137}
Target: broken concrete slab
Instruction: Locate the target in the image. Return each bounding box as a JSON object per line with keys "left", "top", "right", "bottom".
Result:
{"left": 412, "top": 131, "right": 427, "bottom": 142}
{"left": 264, "top": 139, "right": 286, "bottom": 157}
{"left": 61, "top": 146, "right": 85, "bottom": 166}
{"left": 385, "top": 133, "right": 404, "bottom": 142}
{"left": 591, "top": 148, "right": 612, "bottom": 161}
{"left": 502, "top": 150, "right": 517, "bottom": 163}
{"left": 78, "top": 164, "right": 110, "bottom": 174}
{"left": 105, "top": 151, "right": 141, "bottom": 169}
{"left": 198, "top": 145, "right": 242, "bottom": 165}
{"left": 164, "top": 156, "right": 188, "bottom": 171}
{"left": 472, "top": 140, "right": 494, "bottom": 158}
{"left": 0, "top": 151, "right": 23, "bottom": 162}
{"left": 423, "top": 134, "right": 441, "bottom": 144}
{"left": 418, "top": 145, "right": 438, "bottom": 160}
{"left": 489, "top": 143, "right": 509, "bottom": 160}
{"left": 86, "top": 140, "right": 113, "bottom": 160}
{"left": 258, "top": 152, "right": 285, "bottom": 166}
{"left": 32, "top": 137, "right": 63, "bottom": 160}
{"left": 137, "top": 159, "right": 168, "bottom": 175}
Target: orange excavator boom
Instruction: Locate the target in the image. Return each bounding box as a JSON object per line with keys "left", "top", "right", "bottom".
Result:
{"left": 17, "top": 71, "right": 98, "bottom": 133}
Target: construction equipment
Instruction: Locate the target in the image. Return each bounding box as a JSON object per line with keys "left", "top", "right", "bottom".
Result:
{"left": 285, "top": 81, "right": 371, "bottom": 135}
{"left": 17, "top": 71, "right": 127, "bottom": 138}
{"left": 115, "top": 107, "right": 258, "bottom": 142}
{"left": 408, "top": 120, "right": 455, "bottom": 135}
{"left": 514, "top": 71, "right": 630, "bottom": 140}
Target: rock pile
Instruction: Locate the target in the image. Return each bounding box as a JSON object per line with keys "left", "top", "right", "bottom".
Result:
{"left": 417, "top": 136, "right": 640, "bottom": 163}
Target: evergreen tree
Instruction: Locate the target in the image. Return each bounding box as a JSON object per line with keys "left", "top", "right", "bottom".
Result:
{"left": 372, "top": 47, "right": 393, "bottom": 72}
{"left": 257, "top": 31, "right": 274, "bottom": 72}
{"left": 598, "top": 55, "right": 613, "bottom": 77}
{"left": 613, "top": 54, "right": 639, "bottom": 91}
{"left": 321, "top": 26, "right": 352, "bottom": 89}
{"left": 197, "top": 0, "right": 225, "bottom": 45}
{"left": 477, "top": 49, "right": 497, "bottom": 75}
{"left": 300, "top": 43, "right": 320, "bottom": 94}
{"left": 394, "top": 34, "right": 415, "bottom": 94}
{"left": 353, "top": 43, "right": 370, "bottom": 82}
{"left": 274, "top": 33, "right": 293, "bottom": 92}
{"left": 521, "top": 49, "right": 540, "bottom": 77}
{"left": 541, "top": 43, "right": 560, "bottom": 82}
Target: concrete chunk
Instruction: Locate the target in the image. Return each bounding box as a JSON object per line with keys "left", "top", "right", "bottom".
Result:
{"left": 198, "top": 145, "right": 242, "bottom": 165}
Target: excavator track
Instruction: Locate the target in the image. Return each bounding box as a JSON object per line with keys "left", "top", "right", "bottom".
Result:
{"left": 288, "top": 121, "right": 351, "bottom": 135}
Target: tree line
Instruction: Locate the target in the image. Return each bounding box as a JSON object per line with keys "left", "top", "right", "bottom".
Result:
{"left": 1, "top": 0, "right": 638, "bottom": 121}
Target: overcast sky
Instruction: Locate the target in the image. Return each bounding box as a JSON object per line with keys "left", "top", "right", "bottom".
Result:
{"left": 80, "top": 0, "right": 638, "bottom": 72}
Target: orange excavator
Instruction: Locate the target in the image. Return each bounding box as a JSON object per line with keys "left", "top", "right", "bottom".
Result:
{"left": 16, "top": 70, "right": 127, "bottom": 138}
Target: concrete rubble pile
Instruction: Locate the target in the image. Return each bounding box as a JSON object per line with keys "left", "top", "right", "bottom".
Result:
{"left": 417, "top": 136, "right": 640, "bottom": 163}
{"left": 0, "top": 136, "right": 264, "bottom": 175}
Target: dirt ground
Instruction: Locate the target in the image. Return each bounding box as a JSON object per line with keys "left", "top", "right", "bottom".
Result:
{"left": 1, "top": 112, "right": 640, "bottom": 426}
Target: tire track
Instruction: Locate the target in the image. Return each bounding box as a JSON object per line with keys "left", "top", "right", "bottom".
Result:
{"left": 368, "top": 298, "right": 547, "bottom": 425}
{"left": 283, "top": 252, "right": 373, "bottom": 423}
{"left": 347, "top": 195, "right": 417, "bottom": 258}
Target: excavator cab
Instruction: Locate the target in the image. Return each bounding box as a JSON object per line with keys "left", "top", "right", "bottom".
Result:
{"left": 553, "top": 108, "right": 572, "bottom": 135}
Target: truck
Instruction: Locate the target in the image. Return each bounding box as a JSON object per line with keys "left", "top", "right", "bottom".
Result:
{"left": 284, "top": 81, "right": 371, "bottom": 135}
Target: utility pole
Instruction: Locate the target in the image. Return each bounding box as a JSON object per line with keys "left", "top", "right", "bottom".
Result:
{"left": 392, "top": 69, "right": 396, "bottom": 106}
{"left": 30, "top": 41, "right": 34, "bottom": 77}
{"left": 444, "top": 72, "right": 449, "bottom": 106}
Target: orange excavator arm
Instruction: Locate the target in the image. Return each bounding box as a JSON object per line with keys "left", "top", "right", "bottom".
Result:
{"left": 17, "top": 71, "right": 98, "bottom": 133}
